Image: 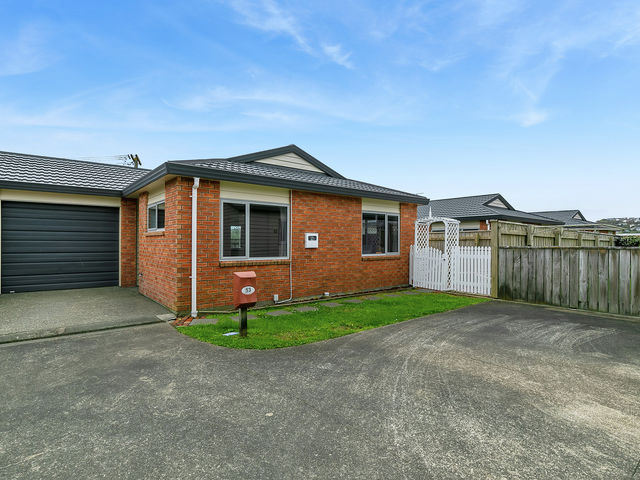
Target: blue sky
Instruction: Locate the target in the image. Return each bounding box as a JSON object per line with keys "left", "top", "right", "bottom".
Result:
{"left": 1, "top": 0, "right": 639, "bottom": 219}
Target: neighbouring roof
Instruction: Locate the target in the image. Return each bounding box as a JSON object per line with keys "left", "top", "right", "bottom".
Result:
{"left": 417, "top": 193, "right": 562, "bottom": 225}
{"left": 531, "top": 210, "right": 590, "bottom": 226}
{"left": 0, "top": 151, "right": 150, "bottom": 196}
{"left": 0, "top": 145, "right": 427, "bottom": 204}
{"left": 124, "top": 145, "right": 428, "bottom": 204}
{"left": 532, "top": 210, "right": 618, "bottom": 231}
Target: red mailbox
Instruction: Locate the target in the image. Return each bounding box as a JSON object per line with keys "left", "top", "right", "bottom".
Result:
{"left": 233, "top": 271, "right": 257, "bottom": 309}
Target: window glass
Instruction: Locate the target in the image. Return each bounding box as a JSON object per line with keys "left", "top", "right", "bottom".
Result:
{"left": 388, "top": 215, "right": 399, "bottom": 253}
{"left": 148, "top": 205, "right": 157, "bottom": 230}
{"left": 157, "top": 203, "right": 165, "bottom": 229}
{"left": 362, "top": 213, "right": 386, "bottom": 254}
{"left": 223, "top": 203, "right": 246, "bottom": 257}
{"left": 249, "top": 204, "right": 288, "bottom": 258}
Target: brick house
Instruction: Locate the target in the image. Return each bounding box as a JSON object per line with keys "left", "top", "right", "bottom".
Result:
{"left": 0, "top": 146, "right": 427, "bottom": 314}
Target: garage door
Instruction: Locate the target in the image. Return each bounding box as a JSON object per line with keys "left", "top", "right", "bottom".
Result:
{"left": 1, "top": 202, "right": 119, "bottom": 293}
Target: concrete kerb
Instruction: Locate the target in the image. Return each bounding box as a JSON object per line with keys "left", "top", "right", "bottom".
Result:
{"left": 0, "top": 316, "right": 165, "bottom": 345}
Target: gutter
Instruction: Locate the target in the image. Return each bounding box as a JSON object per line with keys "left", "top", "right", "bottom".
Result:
{"left": 0, "top": 180, "right": 123, "bottom": 197}
{"left": 191, "top": 177, "right": 200, "bottom": 318}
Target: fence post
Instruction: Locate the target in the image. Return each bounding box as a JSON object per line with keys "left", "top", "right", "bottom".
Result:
{"left": 490, "top": 220, "right": 499, "bottom": 297}
{"left": 554, "top": 228, "right": 563, "bottom": 246}
{"left": 526, "top": 225, "right": 534, "bottom": 246}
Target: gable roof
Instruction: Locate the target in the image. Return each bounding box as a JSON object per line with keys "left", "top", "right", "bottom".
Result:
{"left": 124, "top": 155, "right": 428, "bottom": 204}
{"left": 0, "top": 145, "right": 427, "bottom": 204}
{"left": 0, "top": 151, "right": 150, "bottom": 196}
{"left": 228, "top": 145, "right": 345, "bottom": 179}
{"left": 417, "top": 193, "right": 562, "bottom": 225}
{"left": 531, "top": 210, "right": 590, "bottom": 226}
{"left": 167, "top": 145, "right": 345, "bottom": 178}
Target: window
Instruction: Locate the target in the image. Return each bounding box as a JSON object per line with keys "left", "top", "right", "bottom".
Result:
{"left": 221, "top": 201, "right": 288, "bottom": 259}
{"left": 148, "top": 202, "right": 165, "bottom": 231}
{"left": 362, "top": 212, "right": 399, "bottom": 255}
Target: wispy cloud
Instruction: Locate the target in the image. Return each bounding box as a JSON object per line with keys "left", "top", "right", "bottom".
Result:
{"left": 513, "top": 108, "right": 548, "bottom": 127}
{"left": 321, "top": 43, "right": 353, "bottom": 69}
{"left": 224, "top": 0, "right": 355, "bottom": 68}
{"left": 226, "top": 0, "right": 311, "bottom": 52}
{"left": 0, "top": 23, "right": 59, "bottom": 76}
{"left": 484, "top": 1, "right": 640, "bottom": 125}
{"left": 169, "top": 78, "right": 427, "bottom": 125}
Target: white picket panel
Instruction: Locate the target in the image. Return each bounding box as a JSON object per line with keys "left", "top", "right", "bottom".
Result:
{"left": 412, "top": 246, "right": 446, "bottom": 290}
{"left": 412, "top": 245, "right": 491, "bottom": 295}
{"left": 450, "top": 246, "right": 491, "bottom": 295}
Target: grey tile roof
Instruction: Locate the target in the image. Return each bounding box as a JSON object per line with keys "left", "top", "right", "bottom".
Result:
{"left": 417, "top": 194, "right": 562, "bottom": 225}
{"left": 531, "top": 210, "right": 592, "bottom": 226}
{"left": 1, "top": 145, "right": 427, "bottom": 204}
{"left": 173, "top": 158, "right": 426, "bottom": 202}
{"left": 0, "top": 151, "right": 150, "bottom": 195}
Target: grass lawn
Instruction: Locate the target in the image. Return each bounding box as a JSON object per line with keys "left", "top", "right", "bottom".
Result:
{"left": 177, "top": 290, "right": 488, "bottom": 349}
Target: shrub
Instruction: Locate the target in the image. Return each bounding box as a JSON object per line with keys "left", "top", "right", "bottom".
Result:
{"left": 615, "top": 236, "right": 640, "bottom": 247}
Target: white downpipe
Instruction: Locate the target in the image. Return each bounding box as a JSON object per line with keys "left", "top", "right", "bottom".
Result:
{"left": 190, "top": 177, "right": 200, "bottom": 318}
{"left": 275, "top": 190, "right": 293, "bottom": 304}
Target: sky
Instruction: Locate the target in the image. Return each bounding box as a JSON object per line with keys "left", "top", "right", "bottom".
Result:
{"left": 1, "top": 0, "right": 639, "bottom": 220}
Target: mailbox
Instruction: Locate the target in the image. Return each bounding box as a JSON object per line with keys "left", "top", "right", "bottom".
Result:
{"left": 233, "top": 271, "right": 257, "bottom": 309}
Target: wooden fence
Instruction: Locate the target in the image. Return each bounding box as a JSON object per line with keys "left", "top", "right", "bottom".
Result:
{"left": 428, "top": 220, "right": 615, "bottom": 251}
{"left": 496, "top": 247, "right": 640, "bottom": 316}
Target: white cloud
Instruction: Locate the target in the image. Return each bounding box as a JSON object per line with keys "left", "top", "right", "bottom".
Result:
{"left": 321, "top": 43, "right": 353, "bottom": 69}
{"left": 226, "top": 0, "right": 311, "bottom": 52}
{"left": 0, "top": 23, "right": 59, "bottom": 76}
{"left": 513, "top": 108, "right": 548, "bottom": 127}
{"left": 169, "top": 78, "right": 427, "bottom": 125}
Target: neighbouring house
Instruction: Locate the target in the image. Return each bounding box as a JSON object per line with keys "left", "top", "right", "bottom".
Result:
{"left": 417, "top": 193, "right": 562, "bottom": 231}
{"left": 0, "top": 145, "right": 427, "bottom": 313}
{"left": 417, "top": 193, "right": 616, "bottom": 233}
{"left": 530, "top": 210, "right": 618, "bottom": 234}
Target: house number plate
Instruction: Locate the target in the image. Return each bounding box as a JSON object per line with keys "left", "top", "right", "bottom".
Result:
{"left": 241, "top": 286, "right": 255, "bottom": 295}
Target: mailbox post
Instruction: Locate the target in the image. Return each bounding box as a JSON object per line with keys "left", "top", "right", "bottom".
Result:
{"left": 232, "top": 271, "right": 257, "bottom": 337}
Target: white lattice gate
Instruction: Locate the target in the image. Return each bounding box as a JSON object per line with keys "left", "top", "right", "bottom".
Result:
{"left": 411, "top": 210, "right": 491, "bottom": 295}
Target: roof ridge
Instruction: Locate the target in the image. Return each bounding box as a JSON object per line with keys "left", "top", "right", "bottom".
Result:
{"left": 429, "top": 193, "right": 500, "bottom": 202}
{"left": 0, "top": 150, "right": 151, "bottom": 172}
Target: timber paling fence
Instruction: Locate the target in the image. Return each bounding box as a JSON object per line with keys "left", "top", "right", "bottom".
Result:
{"left": 429, "top": 221, "right": 616, "bottom": 251}
{"left": 496, "top": 247, "right": 640, "bottom": 316}
{"left": 423, "top": 220, "right": 637, "bottom": 316}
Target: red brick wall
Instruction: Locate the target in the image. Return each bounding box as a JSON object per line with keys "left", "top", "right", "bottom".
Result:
{"left": 479, "top": 220, "right": 489, "bottom": 231}
{"left": 137, "top": 179, "right": 181, "bottom": 310}
{"left": 120, "top": 198, "right": 138, "bottom": 287}
{"left": 136, "top": 177, "right": 417, "bottom": 313}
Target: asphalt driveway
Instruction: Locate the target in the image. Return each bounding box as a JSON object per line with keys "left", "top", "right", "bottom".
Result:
{"left": 1, "top": 301, "right": 638, "bottom": 479}
{"left": 0, "top": 287, "right": 173, "bottom": 343}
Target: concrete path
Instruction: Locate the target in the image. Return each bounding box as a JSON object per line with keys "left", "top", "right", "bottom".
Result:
{"left": 0, "top": 287, "right": 173, "bottom": 343}
{"left": 1, "top": 302, "right": 638, "bottom": 479}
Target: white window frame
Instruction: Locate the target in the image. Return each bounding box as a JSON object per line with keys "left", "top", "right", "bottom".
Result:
{"left": 362, "top": 211, "right": 400, "bottom": 256}
{"left": 147, "top": 201, "right": 165, "bottom": 232}
{"left": 220, "top": 199, "right": 290, "bottom": 261}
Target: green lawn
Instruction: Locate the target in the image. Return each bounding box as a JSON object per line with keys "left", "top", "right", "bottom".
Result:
{"left": 177, "top": 290, "right": 488, "bottom": 349}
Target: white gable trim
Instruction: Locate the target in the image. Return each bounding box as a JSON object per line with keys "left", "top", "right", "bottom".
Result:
{"left": 487, "top": 198, "right": 508, "bottom": 209}
{"left": 256, "top": 153, "right": 325, "bottom": 173}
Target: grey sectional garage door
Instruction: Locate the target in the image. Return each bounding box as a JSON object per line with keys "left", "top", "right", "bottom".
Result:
{"left": 1, "top": 202, "right": 119, "bottom": 293}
